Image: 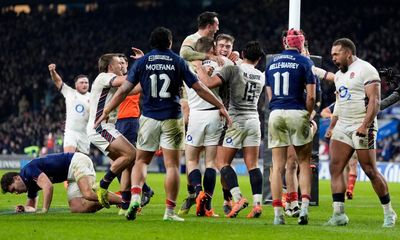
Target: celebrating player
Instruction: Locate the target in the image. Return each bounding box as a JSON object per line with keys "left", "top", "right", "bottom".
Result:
{"left": 96, "top": 27, "right": 230, "bottom": 222}
{"left": 325, "top": 38, "right": 397, "bottom": 227}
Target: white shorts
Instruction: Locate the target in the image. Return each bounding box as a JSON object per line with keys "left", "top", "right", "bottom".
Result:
{"left": 223, "top": 118, "right": 261, "bottom": 149}
{"left": 331, "top": 125, "right": 377, "bottom": 149}
{"left": 186, "top": 110, "right": 223, "bottom": 147}
{"left": 64, "top": 129, "right": 90, "bottom": 154}
{"left": 88, "top": 123, "right": 122, "bottom": 156}
{"left": 137, "top": 116, "right": 184, "bottom": 152}
{"left": 268, "top": 109, "right": 313, "bottom": 148}
{"left": 67, "top": 152, "right": 96, "bottom": 200}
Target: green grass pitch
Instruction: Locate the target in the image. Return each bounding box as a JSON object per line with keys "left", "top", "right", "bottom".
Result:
{"left": 0, "top": 170, "right": 398, "bottom": 240}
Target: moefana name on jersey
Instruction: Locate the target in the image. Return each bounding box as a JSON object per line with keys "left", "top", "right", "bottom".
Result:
{"left": 146, "top": 64, "right": 175, "bottom": 71}
{"left": 269, "top": 62, "right": 300, "bottom": 70}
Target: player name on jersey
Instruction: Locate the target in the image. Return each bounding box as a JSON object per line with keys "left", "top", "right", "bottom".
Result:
{"left": 269, "top": 62, "right": 299, "bottom": 70}
{"left": 243, "top": 72, "right": 261, "bottom": 80}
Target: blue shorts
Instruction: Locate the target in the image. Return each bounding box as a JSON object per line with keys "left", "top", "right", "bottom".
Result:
{"left": 115, "top": 117, "right": 139, "bottom": 146}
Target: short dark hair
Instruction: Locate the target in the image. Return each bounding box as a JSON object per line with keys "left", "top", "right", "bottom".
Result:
{"left": 1, "top": 172, "right": 18, "bottom": 193}
{"left": 73, "top": 74, "right": 88, "bottom": 83}
{"left": 98, "top": 53, "right": 119, "bottom": 73}
{"left": 216, "top": 33, "right": 235, "bottom": 44}
{"left": 195, "top": 36, "right": 215, "bottom": 53}
{"left": 197, "top": 11, "right": 218, "bottom": 29}
{"left": 242, "top": 41, "right": 265, "bottom": 62}
{"left": 149, "top": 27, "right": 172, "bottom": 50}
{"left": 333, "top": 38, "right": 357, "bottom": 55}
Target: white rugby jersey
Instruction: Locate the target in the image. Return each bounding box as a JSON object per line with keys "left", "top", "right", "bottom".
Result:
{"left": 60, "top": 84, "right": 90, "bottom": 132}
{"left": 87, "top": 72, "right": 118, "bottom": 133}
{"left": 217, "top": 63, "right": 265, "bottom": 120}
{"left": 334, "top": 58, "right": 380, "bottom": 128}
{"left": 312, "top": 66, "right": 327, "bottom": 80}
{"left": 185, "top": 57, "right": 234, "bottom": 110}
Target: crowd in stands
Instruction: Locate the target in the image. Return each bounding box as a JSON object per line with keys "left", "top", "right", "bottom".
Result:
{"left": 1, "top": 0, "right": 399, "bottom": 161}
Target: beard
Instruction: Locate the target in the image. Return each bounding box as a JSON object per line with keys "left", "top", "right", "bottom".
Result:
{"left": 340, "top": 65, "right": 348, "bottom": 73}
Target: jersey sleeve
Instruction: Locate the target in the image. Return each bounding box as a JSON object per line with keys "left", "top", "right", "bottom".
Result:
{"left": 216, "top": 65, "right": 235, "bottom": 83}
{"left": 312, "top": 66, "right": 328, "bottom": 80}
{"left": 362, "top": 63, "right": 381, "bottom": 85}
{"left": 304, "top": 59, "right": 316, "bottom": 85}
{"left": 127, "top": 60, "right": 141, "bottom": 86}
{"left": 60, "top": 83, "right": 74, "bottom": 98}
{"left": 98, "top": 72, "right": 117, "bottom": 87}
{"left": 180, "top": 59, "right": 198, "bottom": 88}
{"left": 23, "top": 166, "right": 42, "bottom": 198}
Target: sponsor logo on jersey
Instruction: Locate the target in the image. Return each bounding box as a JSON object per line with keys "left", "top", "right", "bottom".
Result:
{"left": 75, "top": 104, "right": 85, "bottom": 113}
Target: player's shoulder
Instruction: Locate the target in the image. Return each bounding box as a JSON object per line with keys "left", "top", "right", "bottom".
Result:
{"left": 355, "top": 58, "right": 377, "bottom": 71}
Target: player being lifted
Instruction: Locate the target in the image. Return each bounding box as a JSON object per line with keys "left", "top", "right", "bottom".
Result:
{"left": 265, "top": 29, "right": 315, "bottom": 225}
{"left": 325, "top": 38, "right": 396, "bottom": 227}
{"left": 196, "top": 41, "right": 265, "bottom": 218}
{"left": 96, "top": 27, "right": 230, "bottom": 222}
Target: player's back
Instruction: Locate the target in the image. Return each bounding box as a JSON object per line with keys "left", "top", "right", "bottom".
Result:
{"left": 266, "top": 50, "right": 315, "bottom": 111}
{"left": 20, "top": 152, "right": 74, "bottom": 184}
{"left": 128, "top": 49, "right": 198, "bottom": 120}
{"left": 219, "top": 63, "right": 265, "bottom": 120}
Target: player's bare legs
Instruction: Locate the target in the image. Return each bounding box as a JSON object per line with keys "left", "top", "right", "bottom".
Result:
{"left": 325, "top": 140, "right": 353, "bottom": 226}
{"left": 294, "top": 142, "right": 312, "bottom": 224}
{"left": 216, "top": 145, "right": 233, "bottom": 215}
{"left": 356, "top": 149, "right": 388, "bottom": 197}
{"left": 285, "top": 146, "right": 299, "bottom": 217}
{"left": 345, "top": 153, "right": 358, "bottom": 199}
{"left": 271, "top": 147, "right": 287, "bottom": 224}
{"left": 163, "top": 148, "right": 181, "bottom": 205}
{"left": 97, "top": 136, "right": 135, "bottom": 208}
{"left": 219, "top": 146, "right": 248, "bottom": 218}
{"left": 69, "top": 198, "right": 102, "bottom": 213}
{"left": 243, "top": 146, "right": 262, "bottom": 218}
{"left": 126, "top": 149, "right": 153, "bottom": 220}
{"left": 202, "top": 146, "right": 218, "bottom": 216}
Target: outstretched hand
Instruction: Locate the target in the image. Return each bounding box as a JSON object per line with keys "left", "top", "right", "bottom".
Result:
{"left": 130, "top": 47, "right": 144, "bottom": 60}
{"left": 48, "top": 63, "right": 56, "bottom": 72}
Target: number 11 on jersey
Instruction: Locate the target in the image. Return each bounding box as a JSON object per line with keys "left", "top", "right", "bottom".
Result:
{"left": 273, "top": 71, "right": 289, "bottom": 96}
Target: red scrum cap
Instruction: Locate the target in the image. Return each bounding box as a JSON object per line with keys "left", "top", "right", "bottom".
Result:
{"left": 282, "top": 28, "right": 305, "bottom": 52}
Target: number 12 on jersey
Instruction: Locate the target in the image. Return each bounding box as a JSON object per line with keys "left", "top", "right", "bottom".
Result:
{"left": 273, "top": 71, "right": 289, "bottom": 96}
{"left": 150, "top": 73, "right": 171, "bottom": 98}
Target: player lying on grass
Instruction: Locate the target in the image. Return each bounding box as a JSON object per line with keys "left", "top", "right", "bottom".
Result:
{"left": 1, "top": 152, "right": 121, "bottom": 213}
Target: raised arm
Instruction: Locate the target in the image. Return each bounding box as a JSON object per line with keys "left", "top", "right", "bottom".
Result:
{"left": 48, "top": 63, "right": 63, "bottom": 90}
